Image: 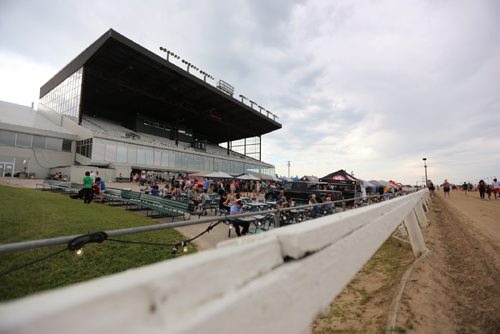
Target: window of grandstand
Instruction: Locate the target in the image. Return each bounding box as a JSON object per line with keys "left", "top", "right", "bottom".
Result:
{"left": 117, "top": 145, "right": 127, "bottom": 163}
{"left": 46, "top": 137, "right": 63, "bottom": 151}
{"left": 0, "top": 130, "right": 16, "bottom": 146}
{"left": 137, "top": 148, "right": 146, "bottom": 165}
{"left": 39, "top": 67, "right": 83, "bottom": 121}
{"left": 62, "top": 139, "right": 72, "bottom": 152}
{"left": 161, "top": 151, "right": 169, "bottom": 166}
{"left": 92, "top": 141, "right": 105, "bottom": 160}
{"left": 105, "top": 143, "right": 117, "bottom": 161}
{"left": 15, "top": 133, "right": 32, "bottom": 147}
{"left": 154, "top": 150, "right": 162, "bottom": 166}
{"left": 127, "top": 145, "right": 137, "bottom": 164}
{"left": 33, "top": 135, "right": 47, "bottom": 149}
{"left": 76, "top": 138, "right": 92, "bottom": 158}
{"left": 145, "top": 149, "right": 154, "bottom": 165}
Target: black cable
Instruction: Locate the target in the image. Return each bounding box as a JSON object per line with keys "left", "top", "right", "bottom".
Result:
{"left": 0, "top": 247, "right": 67, "bottom": 279}
{"left": 0, "top": 222, "right": 224, "bottom": 277}
{"left": 186, "top": 221, "right": 221, "bottom": 243}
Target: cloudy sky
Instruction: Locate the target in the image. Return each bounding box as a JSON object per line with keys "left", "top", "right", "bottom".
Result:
{"left": 1, "top": 0, "right": 499, "bottom": 185}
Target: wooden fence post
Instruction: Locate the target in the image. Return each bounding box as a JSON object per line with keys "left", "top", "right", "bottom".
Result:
{"left": 403, "top": 210, "right": 427, "bottom": 257}
{"left": 414, "top": 200, "right": 429, "bottom": 227}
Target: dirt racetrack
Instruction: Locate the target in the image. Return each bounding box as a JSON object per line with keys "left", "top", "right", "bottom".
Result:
{"left": 397, "top": 190, "right": 500, "bottom": 333}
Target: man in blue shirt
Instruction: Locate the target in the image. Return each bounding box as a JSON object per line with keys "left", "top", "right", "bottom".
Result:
{"left": 203, "top": 178, "right": 210, "bottom": 192}
{"left": 230, "top": 200, "right": 249, "bottom": 237}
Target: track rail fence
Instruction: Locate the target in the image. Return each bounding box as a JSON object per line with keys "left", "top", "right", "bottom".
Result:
{"left": 0, "top": 190, "right": 430, "bottom": 334}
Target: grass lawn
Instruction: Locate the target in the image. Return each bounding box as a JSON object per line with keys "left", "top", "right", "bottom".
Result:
{"left": 0, "top": 184, "right": 196, "bottom": 302}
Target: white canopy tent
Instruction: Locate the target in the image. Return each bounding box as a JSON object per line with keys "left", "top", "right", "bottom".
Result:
{"left": 235, "top": 173, "right": 261, "bottom": 181}
{"left": 205, "top": 171, "right": 234, "bottom": 179}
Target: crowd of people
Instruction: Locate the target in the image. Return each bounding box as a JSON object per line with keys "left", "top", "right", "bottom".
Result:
{"left": 81, "top": 171, "right": 106, "bottom": 204}
{"left": 426, "top": 178, "right": 500, "bottom": 200}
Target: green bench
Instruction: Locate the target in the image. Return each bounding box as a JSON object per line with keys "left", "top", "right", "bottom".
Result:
{"left": 121, "top": 190, "right": 143, "bottom": 208}
{"left": 104, "top": 188, "right": 125, "bottom": 204}
{"left": 202, "top": 195, "right": 221, "bottom": 213}
{"left": 139, "top": 194, "right": 188, "bottom": 220}
{"left": 36, "top": 180, "right": 80, "bottom": 193}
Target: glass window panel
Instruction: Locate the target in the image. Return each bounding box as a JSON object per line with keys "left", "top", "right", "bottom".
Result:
{"left": 137, "top": 149, "right": 146, "bottom": 164}
{"left": 161, "top": 151, "right": 169, "bottom": 167}
{"left": 62, "top": 139, "right": 72, "bottom": 152}
{"left": 127, "top": 146, "right": 137, "bottom": 164}
{"left": 92, "top": 141, "right": 105, "bottom": 160}
{"left": 145, "top": 149, "right": 154, "bottom": 166}
{"left": 117, "top": 145, "right": 127, "bottom": 163}
{"left": 105, "top": 143, "right": 117, "bottom": 162}
{"left": 154, "top": 150, "right": 161, "bottom": 167}
{"left": 46, "top": 137, "right": 63, "bottom": 151}
{"left": 32, "top": 135, "right": 46, "bottom": 149}
{"left": 39, "top": 67, "right": 82, "bottom": 121}
{"left": 15, "top": 133, "right": 32, "bottom": 147}
{"left": 0, "top": 130, "right": 16, "bottom": 145}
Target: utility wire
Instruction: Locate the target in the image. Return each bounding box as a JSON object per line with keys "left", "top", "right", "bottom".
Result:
{"left": 0, "top": 247, "right": 67, "bottom": 279}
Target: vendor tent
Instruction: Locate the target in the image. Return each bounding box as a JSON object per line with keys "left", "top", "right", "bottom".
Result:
{"left": 363, "top": 180, "right": 377, "bottom": 189}
{"left": 319, "top": 169, "right": 362, "bottom": 185}
{"left": 235, "top": 173, "right": 261, "bottom": 181}
{"left": 300, "top": 175, "right": 319, "bottom": 182}
{"left": 205, "top": 171, "right": 233, "bottom": 179}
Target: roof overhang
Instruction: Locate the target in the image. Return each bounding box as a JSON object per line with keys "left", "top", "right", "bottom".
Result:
{"left": 40, "top": 29, "right": 282, "bottom": 144}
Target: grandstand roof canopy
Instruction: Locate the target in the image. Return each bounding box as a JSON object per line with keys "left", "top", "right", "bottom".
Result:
{"left": 40, "top": 29, "right": 281, "bottom": 143}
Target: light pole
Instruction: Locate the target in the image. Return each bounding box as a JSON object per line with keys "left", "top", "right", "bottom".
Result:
{"left": 287, "top": 161, "right": 291, "bottom": 178}
{"left": 422, "top": 158, "right": 428, "bottom": 186}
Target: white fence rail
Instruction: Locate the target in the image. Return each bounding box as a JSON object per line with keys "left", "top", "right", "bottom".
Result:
{"left": 0, "top": 190, "right": 430, "bottom": 334}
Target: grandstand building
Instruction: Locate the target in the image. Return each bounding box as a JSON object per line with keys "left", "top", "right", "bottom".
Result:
{"left": 0, "top": 29, "right": 281, "bottom": 181}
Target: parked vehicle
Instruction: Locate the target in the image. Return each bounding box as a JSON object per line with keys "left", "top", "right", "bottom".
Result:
{"left": 282, "top": 181, "right": 343, "bottom": 204}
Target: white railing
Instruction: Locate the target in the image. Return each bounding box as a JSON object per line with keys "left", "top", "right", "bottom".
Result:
{"left": 0, "top": 190, "right": 430, "bottom": 334}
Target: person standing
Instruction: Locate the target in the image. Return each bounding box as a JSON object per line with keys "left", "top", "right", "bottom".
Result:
{"left": 443, "top": 179, "right": 451, "bottom": 198}
{"left": 427, "top": 180, "right": 435, "bottom": 197}
{"left": 478, "top": 180, "right": 486, "bottom": 200}
{"left": 82, "top": 171, "right": 94, "bottom": 204}
{"left": 493, "top": 178, "right": 500, "bottom": 200}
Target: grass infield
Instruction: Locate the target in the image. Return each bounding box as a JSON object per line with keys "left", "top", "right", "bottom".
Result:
{"left": 0, "top": 184, "right": 196, "bottom": 302}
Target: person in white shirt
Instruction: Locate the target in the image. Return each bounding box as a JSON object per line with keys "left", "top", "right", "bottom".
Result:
{"left": 492, "top": 178, "right": 500, "bottom": 200}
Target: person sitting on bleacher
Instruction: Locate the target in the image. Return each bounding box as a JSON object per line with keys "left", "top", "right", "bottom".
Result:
{"left": 151, "top": 182, "right": 159, "bottom": 196}
{"left": 230, "top": 200, "right": 249, "bottom": 237}
{"left": 197, "top": 189, "right": 208, "bottom": 215}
